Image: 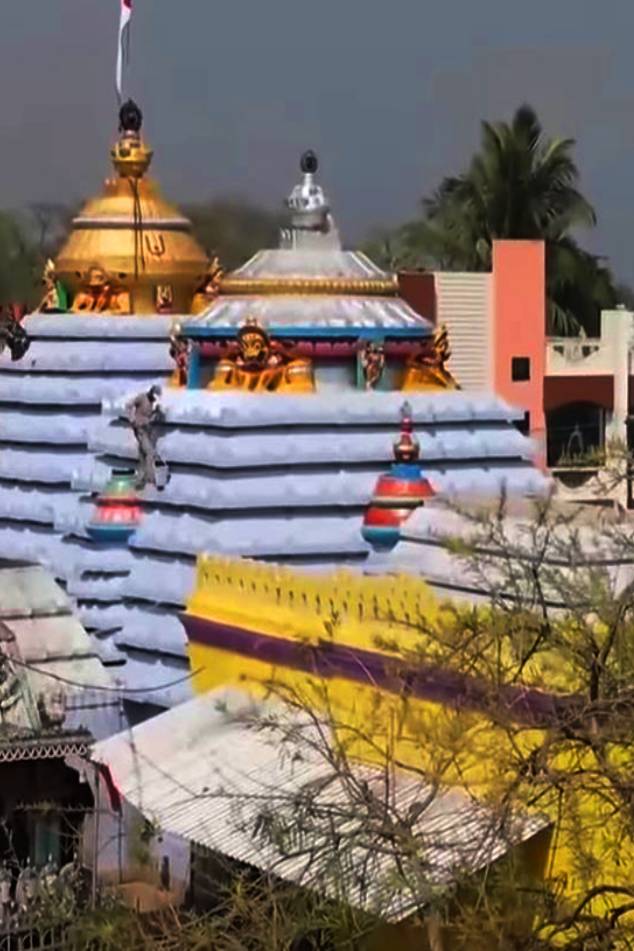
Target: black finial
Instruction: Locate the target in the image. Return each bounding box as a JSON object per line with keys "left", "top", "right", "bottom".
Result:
{"left": 119, "top": 99, "right": 143, "bottom": 134}
{"left": 300, "top": 150, "right": 318, "bottom": 175}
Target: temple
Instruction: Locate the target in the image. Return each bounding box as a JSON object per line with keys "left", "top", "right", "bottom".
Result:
{"left": 0, "top": 114, "right": 547, "bottom": 713}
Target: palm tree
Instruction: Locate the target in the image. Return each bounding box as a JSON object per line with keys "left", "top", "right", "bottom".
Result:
{"left": 399, "top": 105, "right": 616, "bottom": 334}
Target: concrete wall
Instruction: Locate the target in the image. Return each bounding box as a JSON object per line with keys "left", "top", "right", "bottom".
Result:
{"left": 492, "top": 241, "right": 546, "bottom": 459}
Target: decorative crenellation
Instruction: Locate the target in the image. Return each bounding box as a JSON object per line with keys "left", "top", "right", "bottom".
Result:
{"left": 187, "top": 554, "right": 441, "bottom": 649}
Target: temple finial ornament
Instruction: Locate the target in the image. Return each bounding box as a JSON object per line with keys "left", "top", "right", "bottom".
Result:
{"left": 118, "top": 98, "right": 143, "bottom": 134}
{"left": 285, "top": 150, "right": 334, "bottom": 238}
{"left": 111, "top": 99, "right": 153, "bottom": 180}
{"left": 362, "top": 403, "right": 435, "bottom": 551}
{"left": 394, "top": 401, "right": 420, "bottom": 463}
{"left": 300, "top": 150, "right": 318, "bottom": 175}
{"left": 402, "top": 324, "right": 460, "bottom": 391}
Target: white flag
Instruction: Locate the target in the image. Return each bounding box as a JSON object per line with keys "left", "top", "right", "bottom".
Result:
{"left": 116, "top": 0, "right": 133, "bottom": 103}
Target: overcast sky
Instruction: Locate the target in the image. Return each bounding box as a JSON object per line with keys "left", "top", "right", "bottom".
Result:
{"left": 2, "top": 0, "right": 634, "bottom": 280}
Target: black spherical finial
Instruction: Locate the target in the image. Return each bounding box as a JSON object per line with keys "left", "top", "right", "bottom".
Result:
{"left": 300, "top": 150, "right": 319, "bottom": 175}
{"left": 119, "top": 99, "right": 143, "bottom": 135}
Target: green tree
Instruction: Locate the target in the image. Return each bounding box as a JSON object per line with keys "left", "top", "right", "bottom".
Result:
{"left": 0, "top": 211, "right": 39, "bottom": 306}
{"left": 398, "top": 105, "right": 617, "bottom": 334}
{"left": 185, "top": 198, "right": 285, "bottom": 271}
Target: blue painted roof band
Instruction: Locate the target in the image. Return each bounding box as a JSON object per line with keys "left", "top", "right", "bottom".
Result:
{"left": 182, "top": 325, "right": 431, "bottom": 341}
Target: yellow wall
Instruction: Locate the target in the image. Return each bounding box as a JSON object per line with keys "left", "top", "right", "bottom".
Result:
{"left": 185, "top": 556, "right": 634, "bottom": 922}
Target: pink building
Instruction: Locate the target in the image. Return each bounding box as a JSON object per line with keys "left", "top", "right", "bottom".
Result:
{"left": 399, "top": 240, "right": 633, "bottom": 506}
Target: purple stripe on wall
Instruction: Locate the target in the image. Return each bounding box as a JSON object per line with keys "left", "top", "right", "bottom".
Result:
{"left": 182, "top": 614, "right": 582, "bottom": 728}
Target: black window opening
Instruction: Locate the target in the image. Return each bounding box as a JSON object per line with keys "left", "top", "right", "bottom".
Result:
{"left": 512, "top": 356, "right": 530, "bottom": 382}
{"left": 546, "top": 402, "right": 605, "bottom": 468}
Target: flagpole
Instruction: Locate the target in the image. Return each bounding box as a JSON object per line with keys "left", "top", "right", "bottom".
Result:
{"left": 116, "top": 0, "right": 133, "bottom": 105}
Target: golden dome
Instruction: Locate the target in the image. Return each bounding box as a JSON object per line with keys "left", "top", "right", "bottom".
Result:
{"left": 54, "top": 102, "right": 209, "bottom": 315}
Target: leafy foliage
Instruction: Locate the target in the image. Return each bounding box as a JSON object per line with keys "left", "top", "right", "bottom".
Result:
{"left": 185, "top": 198, "right": 285, "bottom": 271}
{"left": 381, "top": 105, "right": 617, "bottom": 334}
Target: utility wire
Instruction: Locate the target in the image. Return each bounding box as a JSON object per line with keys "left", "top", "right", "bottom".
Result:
{"left": 0, "top": 648, "right": 203, "bottom": 694}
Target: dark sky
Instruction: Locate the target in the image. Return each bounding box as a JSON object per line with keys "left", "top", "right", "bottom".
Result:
{"left": 2, "top": 0, "right": 634, "bottom": 280}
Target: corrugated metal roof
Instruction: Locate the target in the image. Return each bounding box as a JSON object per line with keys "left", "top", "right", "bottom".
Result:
{"left": 92, "top": 690, "right": 549, "bottom": 920}
{"left": 187, "top": 295, "right": 431, "bottom": 332}
{"left": 0, "top": 564, "right": 122, "bottom": 739}
{"left": 231, "top": 249, "right": 390, "bottom": 281}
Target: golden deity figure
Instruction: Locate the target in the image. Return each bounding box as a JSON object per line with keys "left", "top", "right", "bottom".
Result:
{"left": 208, "top": 317, "right": 314, "bottom": 393}
{"left": 402, "top": 324, "right": 460, "bottom": 391}
{"left": 38, "top": 260, "right": 68, "bottom": 313}
{"left": 71, "top": 265, "right": 131, "bottom": 315}
{"left": 191, "top": 256, "right": 225, "bottom": 315}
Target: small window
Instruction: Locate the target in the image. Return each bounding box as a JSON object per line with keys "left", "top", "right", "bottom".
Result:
{"left": 512, "top": 357, "right": 530, "bottom": 381}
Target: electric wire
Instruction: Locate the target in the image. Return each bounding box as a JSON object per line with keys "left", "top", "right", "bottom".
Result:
{"left": 0, "top": 648, "right": 202, "bottom": 694}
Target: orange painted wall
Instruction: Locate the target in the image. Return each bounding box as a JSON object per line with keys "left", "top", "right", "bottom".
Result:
{"left": 492, "top": 240, "right": 546, "bottom": 462}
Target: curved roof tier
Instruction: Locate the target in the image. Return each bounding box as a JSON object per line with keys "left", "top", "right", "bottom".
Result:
{"left": 227, "top": 248, "right": 393, "bottom": 282}
{"left": 185, "top": 294, "right": 431, "bottom": 338}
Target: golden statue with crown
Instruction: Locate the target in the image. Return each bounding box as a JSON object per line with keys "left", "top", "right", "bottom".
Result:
{"left": 402, "top": 324, "right": 459, "bottom": 391}
{"left": 208, "top": 317, "right": 314, "bottom": 393}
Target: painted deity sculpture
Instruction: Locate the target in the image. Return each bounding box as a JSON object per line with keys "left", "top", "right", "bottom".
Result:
{"left": 39, "top": 259, "right": 69, "bottom": 313}
{"left": 191, "top": 256, "right": 224, "bottom": 315}
{"left": 360, "top": 341, "right": 385, "bottom": 390}
{"left": 71, "top": 265, "right": 131, "bottom": 315}
{"left": 209, "top": 317, "right": 315, "bottom": 393}
{"left": 168, "top": 322, "right": 191, "bottom": 387}
{"left": 402, "top": 324, "right": 459, "bottom": 391}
